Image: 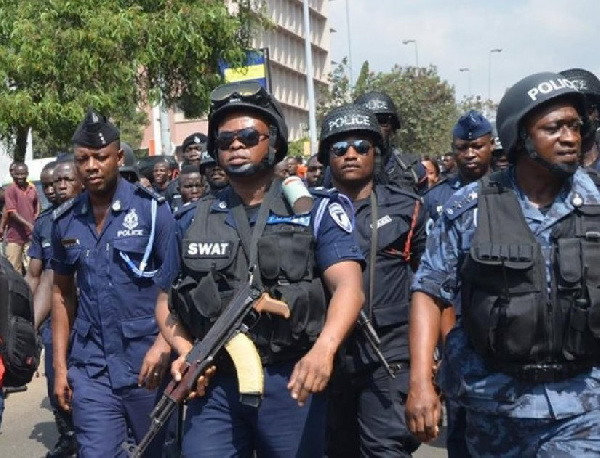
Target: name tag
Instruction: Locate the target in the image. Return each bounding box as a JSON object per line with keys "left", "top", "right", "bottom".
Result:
{"left": 61, "top": 238, "right": 79, "bottom": 248}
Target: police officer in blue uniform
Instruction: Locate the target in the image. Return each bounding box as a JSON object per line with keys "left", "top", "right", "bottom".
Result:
{"left": 51, "top": 109, "right": 179, "bottom": 457}
{"left": 158, "top": 81, "right": 365, "bottom": 457}
{"left": 27, "top": 159, "right": 82, "bottom": 457}
{"left": 355, "top": 91, "right": 421, "bottom": 190}
{"left": 200, "top": 151, "right": 229, "bottom": 195}
{"left": 423, "top": 110, "right": 494, "bottom": 223}
{"left": 322, "top": 104, "right": 427, "bottom": 457}
{"left": 406, "top": 72, "right": 600, "bottom": 456}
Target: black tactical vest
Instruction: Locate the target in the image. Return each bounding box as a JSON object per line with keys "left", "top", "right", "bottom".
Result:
{"left": 461, "top": 172, "right": 600, "bottom": 379}
{"left": 171, "top": 187, "right": 328, "bottom": 364}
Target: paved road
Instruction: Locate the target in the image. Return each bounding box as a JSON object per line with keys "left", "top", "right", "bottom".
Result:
{"left": 0, "top": 358, "right": 447, "bottom": 457}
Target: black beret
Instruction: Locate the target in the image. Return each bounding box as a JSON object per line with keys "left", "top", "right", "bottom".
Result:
{"left": 182, "top": 132, "right": 208, "bottom": 152}
{"left": 72, "top": 108, "right": 120, "bottom": 148}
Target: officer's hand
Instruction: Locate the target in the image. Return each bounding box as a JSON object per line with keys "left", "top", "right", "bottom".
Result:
{"left": 170, "top": 354, "right": 217, "bottom": 398}
{"left": 287, "top": 343, "right": 334, "bottom": 406}
{"left": 139, "top": 341, "right": 170, "bottom": 390}
{"left": 54, "top": 368, "right": 72, "bottom": 412}
{"left": 405, "top": 381, "right": 442, "bottom": 443}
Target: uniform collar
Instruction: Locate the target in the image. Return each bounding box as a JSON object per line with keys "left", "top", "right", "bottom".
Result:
{"left": 211, "top": 180, "right": 290, "bottom": 216}
{"left": 75, "top": 177, "right": 133, "bottom": 215}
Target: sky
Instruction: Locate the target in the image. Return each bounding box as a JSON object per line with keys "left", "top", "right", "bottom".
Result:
{"left": 328, "top": 0, "right": 599, "bottom": 103}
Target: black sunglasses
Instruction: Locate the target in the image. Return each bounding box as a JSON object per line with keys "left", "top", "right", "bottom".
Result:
{"left": 330, "top": 139, "right": 373, "bottom": 157}
{"left": 216, "top": 127, "right": 270, "bottom": 150}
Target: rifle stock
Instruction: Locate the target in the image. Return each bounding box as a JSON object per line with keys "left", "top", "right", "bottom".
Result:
{"left": 123, "top": 284, "right": 290, "bottom": 458}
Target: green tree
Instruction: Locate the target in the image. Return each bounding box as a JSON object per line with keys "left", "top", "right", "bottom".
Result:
{"left": 0, "top": 0, "right": 258, "bottom": 161}
{"left": 318, "top": 61, "right": 459, "bottom": 157}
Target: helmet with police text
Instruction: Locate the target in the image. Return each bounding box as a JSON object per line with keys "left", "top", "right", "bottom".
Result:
{"left": 317, "top": 104, "right": 384, "bottom": 165}
{"left": 119, "top": 141, "right": 140, "bottom": 180}
{"left": 207, "top": 81, "right": 288, "bottom": 163}
{"left": 496, "top": 71, "right": 587, "bottom": 159}
{"left": 354, "top": 91, "right": 401, "bottom": 130}
{"left": 199, "top": 150, "right": 217, "bottom": 174}
{"left": 559, "top": 68, "right": 600, "bottom": 105}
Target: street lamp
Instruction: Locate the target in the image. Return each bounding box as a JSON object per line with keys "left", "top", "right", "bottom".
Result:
{"left": 402, "top": 39, "right": 419, "bottom": 68}
{"left": 488, "top": 48, "right": 502, "bottom": 101}
{"left": 459, "top": 67, "right": 471, "bottom": 99}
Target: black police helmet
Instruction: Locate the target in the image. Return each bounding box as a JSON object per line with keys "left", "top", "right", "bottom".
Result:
{"left": 207, "top": 81, "right": 288, "bottom": 163}
{"left": 354, "top": 91, "right": 401, "bottom": 130}
{"left": 496, "top": 72, "right": 587, "bottom": 160}
{"left": 199, "top": 150, "right": 217, "bottom": 174}
{"left": 119, "top": 141, "right": 139, "bottom": 179}
{"left": 559, "top": 68, "right": 600, "bottom": 104}
{"left": 317, "top": 104, "right": 384, "bottom": 165}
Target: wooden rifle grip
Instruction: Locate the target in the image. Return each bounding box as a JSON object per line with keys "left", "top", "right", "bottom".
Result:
{"left": 254, "top": 293, "right": 290, "bottom": 318}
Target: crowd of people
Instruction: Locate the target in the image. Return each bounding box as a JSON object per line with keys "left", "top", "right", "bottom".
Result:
{"left": 0, "top": 65, "right": 599, "bottom": 458}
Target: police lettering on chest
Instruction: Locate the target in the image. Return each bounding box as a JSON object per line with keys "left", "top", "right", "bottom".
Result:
{"left": 117, "top": 208, "right": 144, "bottom": 237}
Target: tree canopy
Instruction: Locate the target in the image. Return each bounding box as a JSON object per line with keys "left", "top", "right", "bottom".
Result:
{"left": 0, "top": 0, "right": 256, "bottom": 160}
{"left": 318, "top": 60, "right": 460, "bottom": 157}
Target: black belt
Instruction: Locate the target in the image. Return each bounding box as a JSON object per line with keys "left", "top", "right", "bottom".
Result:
{"left": 490, "top": 360, "right": 594, "bottom": 383}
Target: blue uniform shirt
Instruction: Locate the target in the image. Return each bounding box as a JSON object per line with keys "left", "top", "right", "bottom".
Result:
{"left": 412, "top": 166, "right": 600, "bottom": 419}
{"left": 176, "top": 184, "right": 364, "bottom": 274}
{"left": 423, "top": 174, "right": 465, "bottom": 223}
{"left": 28, "top": 206, "right": 56, "bottom": 269}
{"left": 51, "top": 178, "right": 180, "bottom": 389}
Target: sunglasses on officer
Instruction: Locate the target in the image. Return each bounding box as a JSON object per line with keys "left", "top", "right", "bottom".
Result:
{"left": 329, "top": 139, "right": 373, "bottom": 157}
{"left": 216, "top": 127, "right": 270, "bottom": 150}
{"left": 210, "top": 81, "right": 270, "bottom": 111}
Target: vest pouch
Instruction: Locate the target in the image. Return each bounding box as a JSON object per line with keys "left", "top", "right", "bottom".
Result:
{"left": 556, "top": 239, "right": 583, "bottom": 290}
{"left": 112, "top": 236, "right": 153, "bottom": 284}
{"left": 581, "top": 240, "right": 600, "bottom": 338}
{"left": 258, "top": 232, "right": 314, "bottom": 283}
{"left": 256, "top": 236, "right": 281, "bottom": 281}
{"left": 563, "top": 300, "right": 600, "bottom": 359}
{"left": 169, "top": 274, "right": 220, "bottom": 339}
{"left": 465, "top": 289, "right": 541, "bottom": 360}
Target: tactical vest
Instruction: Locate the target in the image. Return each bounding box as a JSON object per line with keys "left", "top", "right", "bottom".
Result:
{"left": 385, "top": 149, "right": 420, "bottom": 190}
{"left": 461, "top": 172, "right": 600, "bottom": 381}
{"left": 171, "top": 189, "right": 328, "bottom": 364}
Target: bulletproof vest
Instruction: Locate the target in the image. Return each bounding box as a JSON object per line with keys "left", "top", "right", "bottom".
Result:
{"left": 461, "top": 171, "right": 600, "bottom": 369}
{"left": 385, "top": 148, "right": 420, "bottom": 190}
{"left": 171, "top": 189, "right": 327, "bottom": 364}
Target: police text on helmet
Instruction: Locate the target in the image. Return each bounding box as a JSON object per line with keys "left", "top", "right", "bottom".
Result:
{"left": 328, "top": 114, "right": 371, "bottom": 132}
{"left": 527, "top": 78, "right": 577, "bottom": 101}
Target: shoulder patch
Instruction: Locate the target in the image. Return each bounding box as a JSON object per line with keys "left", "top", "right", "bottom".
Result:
{"left": 329, "top": 202, "right": 353, "bottom": 232}
{"left": 134, "top": 182, "right": 165, "bottom": 203}
{"left": 443, "top": 189, "right": 478, "bottom": 221}
{"left": 52, "top": 198, "right": 77, "bottom": 221}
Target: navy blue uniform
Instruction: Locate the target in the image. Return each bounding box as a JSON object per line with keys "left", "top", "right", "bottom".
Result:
{"left": 51, "top": 178, "right": 179, "bottom": 457}
{"left": 327, "top": 185, "right": 427, "bottom": 458}
{"left": 423, "top": 174, "right": 464, "bottom": 223}
{"left": 413, "top": 168, "right": 600, "bottom": 456}
{"left": 175, "top": 184, "right": 364, "bottom": 458}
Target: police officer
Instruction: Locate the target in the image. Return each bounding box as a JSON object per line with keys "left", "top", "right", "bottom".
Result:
{"left": 440, "top": 152, "right": 457, "bottom": 177}
{"left": 424, "top": 110, "right": 494, "bottom": 223}
{"left": 560, "top": 68, "right": 600, "bottom": 170}
{"left": 199, "top": 151, "right": 229, "bottom": 194}
{"left": 354, "top": 91, "right": 421, "bottom": 189}
{"left": 305, "top": 154, "right": 324, "bottom": 187}
{"left": 157, "top": 81, "right": 365, "bottom": 457}
{"left": 406, "top": 72, "right": 600, "bottom": 456}
{"left": 322, "top": 104, "right": 427, "bottom": 457}
{"left": 51, "top": 109, "right": 179, "bottom": 457}
{"left": 165, "top": 133, "right": 208, "bottom": 211}
{"left": 119, "top": 141, "right": 140, "bottom": 183}
{"left": 27, "top": 159, "right": 82, "bottom": 457}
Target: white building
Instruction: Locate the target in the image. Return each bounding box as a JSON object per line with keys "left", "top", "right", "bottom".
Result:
{"left": 140, "top": 0, "right": 331, "bottom": 152}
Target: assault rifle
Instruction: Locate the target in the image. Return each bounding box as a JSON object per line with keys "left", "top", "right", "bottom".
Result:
{"left": 123, "top": 282, "right": 290, "bottom": 458}
{"left": 357, "top": 310, "right": 397, "bottom": 378}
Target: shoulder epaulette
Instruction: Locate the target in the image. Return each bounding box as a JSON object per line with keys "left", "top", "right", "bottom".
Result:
{"left": 173, "top": 200, "right": 199, "bottom": 219}
{"left": 37, "top": 205, "right": 55, "bottom": 220}
{"left": 422, "top": 177, "right": 449, "bottom": 196}
{"left": 134, "top": 182, "right": 165, "bottom": 203}
{"left": 443, "top": 188, "right": 478, "bottom": 221}
{"left": 52, "top": 197, "right": 77, "bottom": 221}
{"left": 309, "top": 186, "right": 335, "bottom": 198}
{"left": 584, "top": 167, "right": 600, "bottom": 188}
